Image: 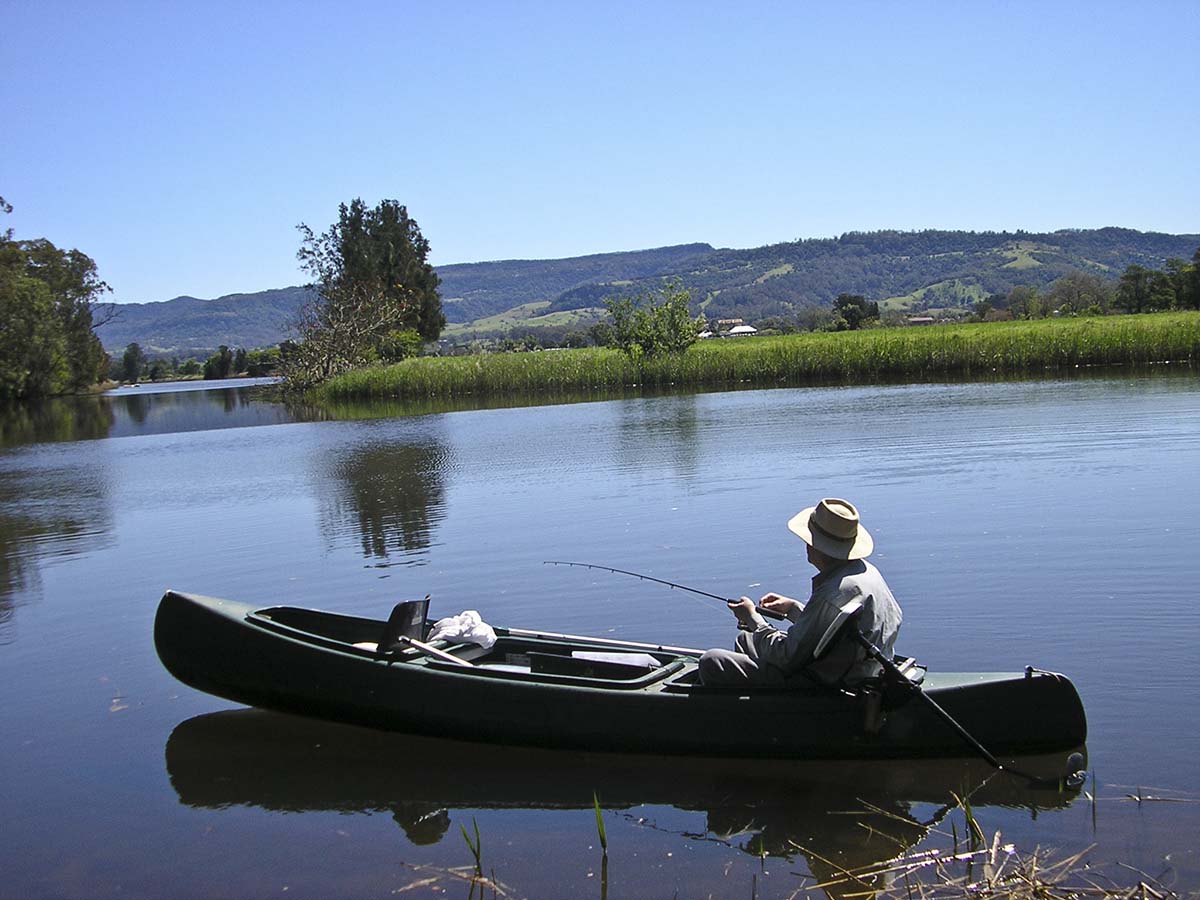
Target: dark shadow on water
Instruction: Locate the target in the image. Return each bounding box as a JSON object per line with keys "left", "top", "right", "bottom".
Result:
{"left": 167, "top": 710, "right": 1083, "bottom": 900}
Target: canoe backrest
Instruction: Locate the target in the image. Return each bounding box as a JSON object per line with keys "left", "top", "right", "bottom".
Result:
{"left": 377, "top": 597, "right": 430, "bottom": 655}
{"left": 814, "top": 597, "right": 864, "bottom": 659}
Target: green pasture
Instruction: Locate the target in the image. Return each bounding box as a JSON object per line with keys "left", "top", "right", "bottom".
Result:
{"left": 881, "top": 279, "right": 987, "bottom": 311}
{"left": 442, "top": 301, "right": 602, "bottom": 337}
{"left": 754, "top": 263, "right": 794, "bottom": 284}
{"left": 313, "top": 312, "right": 1200, "bottom": 403}
{"left": 1000, "top": 241, "right": 1043, "bottom": 269}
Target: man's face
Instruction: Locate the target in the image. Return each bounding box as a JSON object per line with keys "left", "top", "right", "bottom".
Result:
{"left": 806, "top": 544, "right": 823, "bottom": 570}
{"left": 807, "top": 544, "right": 838, "bottom": 572}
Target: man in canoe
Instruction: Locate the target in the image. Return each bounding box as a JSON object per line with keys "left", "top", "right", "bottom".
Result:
{"left": 699, "top": 498, "right": 902, "bottom": 687}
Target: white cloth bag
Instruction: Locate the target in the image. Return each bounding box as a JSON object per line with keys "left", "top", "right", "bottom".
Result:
{"left": 427, "top": 610, "right": 497, "bottom": 649}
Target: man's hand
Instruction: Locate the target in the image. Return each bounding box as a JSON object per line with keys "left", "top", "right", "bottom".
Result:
{"left": 759, "top": 593, "right": 803, "bottom": 620}
{"left": 727, "top": 596, "right": 762, "bottom": 630}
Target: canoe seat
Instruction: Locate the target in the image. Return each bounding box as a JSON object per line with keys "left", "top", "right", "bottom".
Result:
{"left": 375, "top": 598, "right": 430, "bottom": 656}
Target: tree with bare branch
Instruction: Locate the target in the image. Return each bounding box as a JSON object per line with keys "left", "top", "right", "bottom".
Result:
{"left": 283, "top": 199, "right": 442, "bottom": 389}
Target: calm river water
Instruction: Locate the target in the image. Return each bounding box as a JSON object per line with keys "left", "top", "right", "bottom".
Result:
{"left": 2, "top": 373, "right": 1199, "bottom": 898}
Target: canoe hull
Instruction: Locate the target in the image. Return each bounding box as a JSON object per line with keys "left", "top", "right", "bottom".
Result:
{"left": 154, "top": 590, "right": 1087, "bottom": 760}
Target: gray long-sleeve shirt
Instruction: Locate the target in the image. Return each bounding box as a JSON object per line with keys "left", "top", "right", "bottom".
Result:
{"left": 745, "top": 559, "right": 903, "bottom": 685}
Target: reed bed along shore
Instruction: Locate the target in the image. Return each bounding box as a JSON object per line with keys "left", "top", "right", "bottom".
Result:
{"left": 313, "top": 313, "right": 1200, "bottom": 403}
{"left": 398, "top": 802, "right": 1197, "bottom": 900}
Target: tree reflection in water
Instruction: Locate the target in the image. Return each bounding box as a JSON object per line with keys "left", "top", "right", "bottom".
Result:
{"left": 167, "top": 710, "right": 1081, "bottom": 900}
{"left": 320, "top": 437, "right": 449, "bottom": 566}
{"left": 615, "top": 394, "right": 701, "bottom": 479}
{"left": 0, "top": 455, "right": 114, "bottom": 642}
{"left": 0, "top": 396, "right": 116, "bottom": 447}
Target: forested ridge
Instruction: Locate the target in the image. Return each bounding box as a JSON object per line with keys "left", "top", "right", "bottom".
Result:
{"left": 95, "top": 228, "right": 1199, "bottom": 354}
{"left": 94, "top": 286, "right": 315, "bottom": 355}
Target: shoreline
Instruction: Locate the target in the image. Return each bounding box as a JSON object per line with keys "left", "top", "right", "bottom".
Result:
{"left": 311, "top": 312, "right": 1200, "bottom": 404}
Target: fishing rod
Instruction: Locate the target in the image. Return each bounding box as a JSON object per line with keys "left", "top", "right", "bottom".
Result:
{"left": 542, "top": 560, "right": 787, "bottom": 621}
{"left": 849, "top": 624, "right": 1087, "bottom": 792}
{"left": 549, "top": 560, "right": 1085, "bottom": 791}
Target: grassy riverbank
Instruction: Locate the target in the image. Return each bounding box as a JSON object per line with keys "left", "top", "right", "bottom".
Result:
{"left": 313, "top": 312, "right": 1200, "bottom": 402}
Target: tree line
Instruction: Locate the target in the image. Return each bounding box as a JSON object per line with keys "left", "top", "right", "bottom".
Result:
{"left": 114, "top": 342, "right": 281, "bottom": 383}
{"left": 975, "top": 249, "right": 1200, "bottom": 321}
{"left": 7, "top": 187, "right": 1198, "bottom": 399}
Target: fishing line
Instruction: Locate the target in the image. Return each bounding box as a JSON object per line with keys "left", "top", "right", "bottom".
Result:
{"left": 543, "top": 560, "right": 787, "bottom": 620}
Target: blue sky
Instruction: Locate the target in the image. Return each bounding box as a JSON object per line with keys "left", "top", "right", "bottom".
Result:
{"left": 4, "top": 1, "right": 1197, "bottom": 302}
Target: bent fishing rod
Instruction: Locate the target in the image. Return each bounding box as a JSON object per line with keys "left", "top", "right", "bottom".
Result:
{"left": 546, "top": 560, "right": 1085, "bottom": 791}
{"left": 543, "top": 560, "right": 787, "bottom": 620}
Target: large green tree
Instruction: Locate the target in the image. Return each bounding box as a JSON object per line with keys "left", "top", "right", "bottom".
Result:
{"left": 0, "top": 197, "right": 112, "bottom": 402}
{"left": 286, "top": 199, "right": 443, "bottom": 388}
{"left": 203, "top": 345, "right": 234, "bottom": 379}
{"left": 831, "top": 293, "right": 880, "bottom": 330}
{"left": 1116, "top": 264, "right": 1153, "bottom": 313}
{"left": 120, "top": 343, "right": 146, "bottom": 383}
{"left": 1188, "top": 249, "right": 1200, "bottom": 311}
{"left": 1045, "top": 271, "right": 1114, "bottom": 315}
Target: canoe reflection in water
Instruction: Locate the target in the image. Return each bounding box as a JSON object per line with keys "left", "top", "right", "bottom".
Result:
{"left": 167, "top": 710, "right": 1084, "bottom": 899}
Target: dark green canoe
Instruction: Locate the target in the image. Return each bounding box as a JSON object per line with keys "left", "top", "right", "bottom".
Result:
{"left": 154, "top": 590, "right": 1088, "bottom": 760}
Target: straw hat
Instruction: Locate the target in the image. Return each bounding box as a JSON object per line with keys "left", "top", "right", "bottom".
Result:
{"left": 787, "top": 498, "right": 874, "bottom": 560}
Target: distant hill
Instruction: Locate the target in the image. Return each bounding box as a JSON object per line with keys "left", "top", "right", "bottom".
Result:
{"left": 550, "top": 228, "right": 1200, "bottom": 324}
{"left": 438, "top": 242, "right": 715, "bottom": 323}
{"left": 96, "top": 286, "right": 315, "bottom": 355}
{"left": 96, "top": 229, "right": 1199, "bottom": 354}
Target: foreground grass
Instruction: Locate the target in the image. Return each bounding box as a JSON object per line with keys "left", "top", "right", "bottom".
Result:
{"left": 396, "top": 793, "right": 1195, "bottom": 900}
{"left": 314, "top": 313, "right": 1200, "bottom": 403}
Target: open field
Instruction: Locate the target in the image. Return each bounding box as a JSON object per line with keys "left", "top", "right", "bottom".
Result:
{"left": 881, "top": 279, "right": 987, "bottom": 312}
{"left": 441, "top": 300, "right": 603, "bottom": 337}
{"left": 314, "top": 312, "right": 1200, "bottom": 402}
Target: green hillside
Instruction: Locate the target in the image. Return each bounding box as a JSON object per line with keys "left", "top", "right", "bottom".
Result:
{"left": 570, "top": 228, "right": 1200, "bottom": 324}
{"left": 437, "top": 243, "right": 715, "bottom": 322}
{"left": 96, "top": 228, "right": 1199, "bottom": 354}
{"left": 96, "top": 286, "right": 314, "bottom": 355}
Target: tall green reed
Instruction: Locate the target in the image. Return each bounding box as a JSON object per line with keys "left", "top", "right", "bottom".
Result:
{"left": 312, "top": 312, "right": 1200, "bottom": 403}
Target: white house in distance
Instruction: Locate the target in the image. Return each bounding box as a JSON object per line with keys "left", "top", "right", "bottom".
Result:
{"left": 727, "top": 324, "right": 758, "bottom": 336}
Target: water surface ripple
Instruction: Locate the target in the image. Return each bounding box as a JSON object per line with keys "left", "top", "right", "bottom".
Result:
{"left": 1, "top": 373, "right": 1198, "bottom": 897}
